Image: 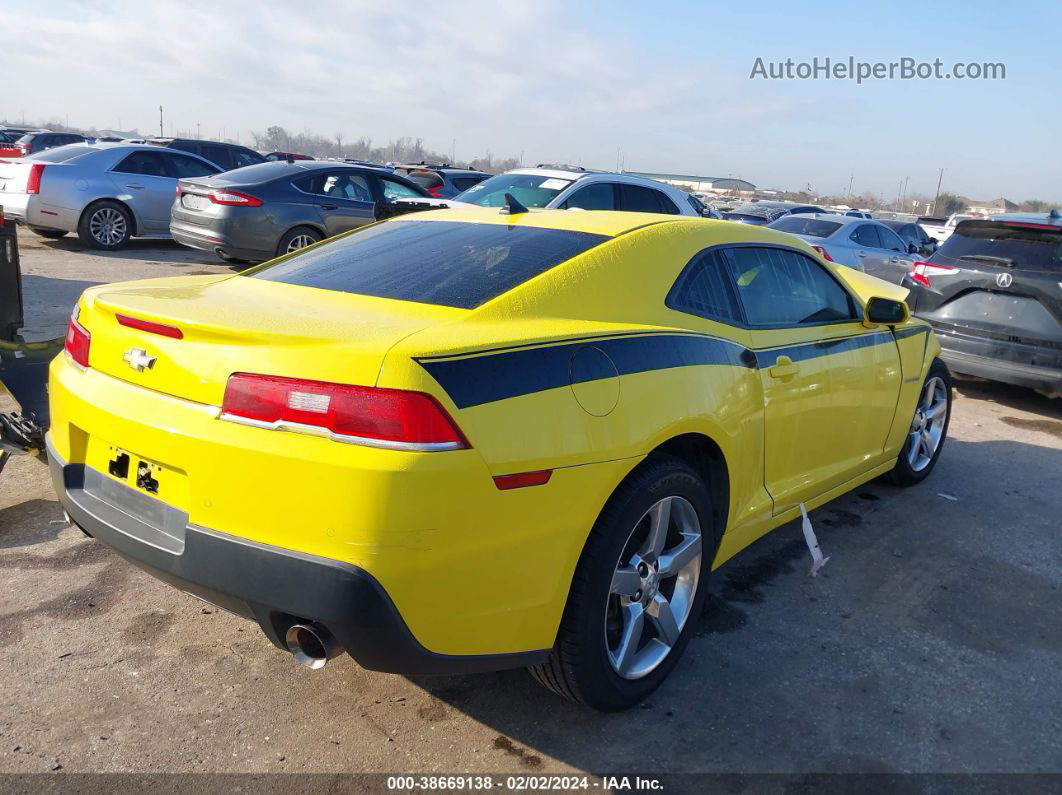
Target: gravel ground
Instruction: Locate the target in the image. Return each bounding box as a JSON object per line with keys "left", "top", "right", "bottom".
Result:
{"left": 2, "top": 228, "right": 1060, "bottom": 778}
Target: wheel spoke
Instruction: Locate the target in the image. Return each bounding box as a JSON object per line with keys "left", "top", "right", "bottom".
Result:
{"left": 643, "top": 497, "right": 672, "bottom": 558}
{"left": 648, "top": 594, "right": 681, "bottom": 646}
{"left": 658, "top": 533, "right": 701, "bottom": 576}
{"left": 926, "top": 400, "right": 946, "bottom": 419}
{"left": 907, "top": 430, "right": 921, "bottom": 466}
{"left": 611, "top": 602, "right": 644, "bottom": 676}
{"left": 610, "top": 567, "right": 641, "bottom": 597}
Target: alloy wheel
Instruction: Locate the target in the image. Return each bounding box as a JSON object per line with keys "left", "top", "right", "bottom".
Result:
{"left": 907, "top": 376, "right": 948, "bottom": 472}
{"left": 605, "top": 495, "right": 702, "bottom": 680}
{"left": 286, "top": 234, "right": 317, "bottom": 252}
{"left": 89, "top": 207, "right": 127, "bottom": 246}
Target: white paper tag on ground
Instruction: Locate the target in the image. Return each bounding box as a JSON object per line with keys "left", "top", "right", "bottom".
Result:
{"left": 800, "top": 502, "right": 830, "bottom": 577}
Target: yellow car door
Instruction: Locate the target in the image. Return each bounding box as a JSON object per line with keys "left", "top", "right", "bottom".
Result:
{"left": 720, "top": 245, "right": 902, "bottom": 513}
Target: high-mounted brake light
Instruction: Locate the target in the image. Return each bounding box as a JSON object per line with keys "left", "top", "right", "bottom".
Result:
{"left": 220, "top": 374, "right": 470, "bottom": 451}
{"left": 115, "top": 313, "right": 184, "bottom": 339}
{"left": 909, "top": 261, "right": 960, "bottom": 288}
{"left": 209, "top": 190, "right": 262, "bottom": 207}
{"left": 26, "top": 163, "right": 45, "bottom": 194}
{"left": 65, "top": 313, "right": 91, "bottom": 368}
{"left": 811, "top": 245, "right": 834, "bottom": 262}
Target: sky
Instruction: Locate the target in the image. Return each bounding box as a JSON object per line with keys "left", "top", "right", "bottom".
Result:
{"left": 6, "top": 0, "right": 1061, "bottom": 203}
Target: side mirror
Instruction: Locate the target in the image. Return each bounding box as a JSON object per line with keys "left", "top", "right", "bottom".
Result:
{"left": 928, "top": 237, "right": 939, "bottom": 244}
{"left": 863, "top": 296, "right": 910, "bottom": 327}
{"left": 907, "top": 243, "right": 919, "bottom": 255}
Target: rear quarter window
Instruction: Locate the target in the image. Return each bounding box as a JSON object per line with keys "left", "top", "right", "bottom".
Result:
{"left": 249, "top": 220, "right": 609, "bottom": 309}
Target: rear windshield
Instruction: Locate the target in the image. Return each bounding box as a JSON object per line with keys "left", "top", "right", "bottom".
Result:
{"left": 455, "top": 173, "right": 572, "bottom": 208}
{"left": 770, "top": 217, "right": 842, "bottom": 238}
{"left": 249, "top": 220, "right": 609, "bottom": 309}
{"left": 405, "top": 170, "right": 444, "bottom": 190}
{"left": 30, "top": 145, "right": 96, "bottom": 163}
{"left": 930, "top": 221, "right": 1062, "bottom": 272}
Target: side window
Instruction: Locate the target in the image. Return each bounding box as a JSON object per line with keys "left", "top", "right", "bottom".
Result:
{"left": 320, "top": 172, "right": 372, "bottom": 202}
{"left": 618, "top": 184, "right": 664, "bottom": 213}
{"left": 379, "top": 176, "right": 424, "bottom": 201}
{"left": 201, "top": 145, "right": 234, "bottom": 170}
{"left": 878, "top": 226, "right": 907, "bottom": 252}
{"left": 166, "top": 153, "right": 220, "bottom": 178}
{"left": 722, "top": 246, "right": 855, "bottom": 326}
{"left": 234, "top": 149, "right": 262, "bottom": 168}
{"left": 451, "top": 176, "right": 485, "bottom": 192}
{"left": 562, "top": 183, "right": 616, "bottom": 210}
{"left": 667, "top": 250, "right": 743, "bottom": 324}
{"left": 656, "top": 192, "right": 680, "bottom": 215}
{"left": 850, "top": 224, "right": 883, "bottom": 248}
{"left": 112, "top": 151, "right": 170, "bottom": 177}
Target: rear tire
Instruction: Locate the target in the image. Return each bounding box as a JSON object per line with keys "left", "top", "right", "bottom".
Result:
{"left": 276, "top": 226, "right": 322, "bottom": 257}
{"left": 530, "top": 456, "right": 715, "bottom": 711}
{"left": 77, "top": 200, "right": 132, "bottom": 250}
{"left": 887, "top": 358, "right": 952, "bottom": 486}
{"left": 29, "top": 227, "right": 67, "bottom": 239}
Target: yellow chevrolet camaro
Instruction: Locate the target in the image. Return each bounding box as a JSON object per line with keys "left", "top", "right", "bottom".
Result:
{"left": 48, "top": 206, "right": 951, "bottom": 711}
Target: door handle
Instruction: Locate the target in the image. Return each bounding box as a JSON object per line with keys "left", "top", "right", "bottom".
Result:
{"left": 856, "top": 250, "right": 868, "bottom": 257}
{"left": 768, "top": 355, "right": 800, "bottom": 380}
{"left": 125, "top": 183, "right": 144, "bottom": 189}
{"left": 320, "top": 203, "right": 338, "bottom": 210}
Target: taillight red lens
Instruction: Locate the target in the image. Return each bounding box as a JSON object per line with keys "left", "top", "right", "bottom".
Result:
{"left": 176, "top": 183, "right": 182, "bottom": 197}
{"left": 427, "top": 185, "right": 443, "bottom": 198}
{"left": 115, "top": 313, "right": 183, "bottom": 339}
{"left": 221, "top": 374, "right": 469, "bottom": 451}
{"left": 909, "top": 262, "right": 960, "bottom": 288}
{"left": 811, "top": 245, "right": 834, "bottom": 262}
{"left": 209, "top": 190, "right": 263, "bottom": 207}
{"left": 26, "top": 163, "right": 45, "bottom": 194}
{"left": 65, "top": 314, "right": 91, "bottom": 367}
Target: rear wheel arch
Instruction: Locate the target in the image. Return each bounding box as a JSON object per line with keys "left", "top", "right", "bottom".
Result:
{"left": 275, "top": 223, "right": 326, "bottom": 256}
{"left": 649, "top": 433, "right": 730, "bottom": 546}
{"left": 79, "top": 197, "right": 139, "bottom": 237}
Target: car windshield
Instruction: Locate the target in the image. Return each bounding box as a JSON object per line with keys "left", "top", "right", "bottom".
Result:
{"left": 930, "top": 221, "right": 1062, "bottom": 272}
{"left": 454, "top": 173, "right": 572, "bottom": 208}
{"left": 249, "top": 220, "right": 609, "bottom": 308}
{"left": 769, "top": 217, "right": 843, "bottom": 238}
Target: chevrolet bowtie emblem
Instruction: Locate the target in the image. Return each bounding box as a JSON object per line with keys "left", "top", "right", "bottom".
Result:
{"left": 123, "top": 348, "right": 156, "bottom": 372}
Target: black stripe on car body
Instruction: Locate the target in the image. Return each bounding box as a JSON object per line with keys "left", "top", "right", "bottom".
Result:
{"left": 418, "top": 325, "right": 931, "bottom": 409}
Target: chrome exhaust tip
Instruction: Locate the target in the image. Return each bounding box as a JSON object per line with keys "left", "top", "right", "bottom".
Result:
{"left": 285, "top": 622, "right": 340, "bottom": 670}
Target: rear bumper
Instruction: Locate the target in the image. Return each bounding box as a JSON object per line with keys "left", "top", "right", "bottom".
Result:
{"left": 48, "top": 437, "right": 547, "bottom": 675}
{"left": 931, "top": 325, "right": 1062, "bottom": 393}
{"left": 169, "top": 217, "right": 272, "bottom": 262}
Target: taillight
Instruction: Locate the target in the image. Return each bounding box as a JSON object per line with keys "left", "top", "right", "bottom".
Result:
{"left": 220, "top": 373, "right": 469, "bottom": 451}
{"left": 26, "top": 163, "right": 45, "bottom": 194}
{"left": 209, "top": 190, "right": 262, "bottom": 207}
{"left": 811, "top": 245, "right": 834, "bottom": 262}
{"left": 176, "top": 183, "right": 182, "bottom": 197}
{"left": 65, "top": 313, "right": 91, "bottom": 368}
{"left": 493, "top": 470, "right": 553, "bottom": 490}
{"left": 427, "top": 185, "right": 443, "bottom": 198}
{"left": 909, "top": 262, "right": 960, "bottom": 288}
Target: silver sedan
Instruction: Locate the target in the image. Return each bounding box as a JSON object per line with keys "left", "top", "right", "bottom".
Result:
{"left": 768, "top": 213, "right": 922, "bottom": 282}
{"left": 0, "top": 143, "right": 220, "bottom": 249}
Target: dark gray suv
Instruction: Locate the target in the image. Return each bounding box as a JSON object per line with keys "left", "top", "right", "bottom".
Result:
{"left": 170, "top": 160, "right": 434, "bottom": 263}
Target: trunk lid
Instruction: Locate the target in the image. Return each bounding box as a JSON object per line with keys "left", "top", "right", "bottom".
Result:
{"left": 910, "top": 218, "right": 1062, "bottom": 346}
{"left": 78, "top": 274, "right": 463, "bottom": 405}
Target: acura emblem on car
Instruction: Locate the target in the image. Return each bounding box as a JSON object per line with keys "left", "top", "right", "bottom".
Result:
{"left": 996, "top": 272, "right": 1013, "bottom": 288}
{"left": 123, "top": 348, "right": 157, "bottom": 372}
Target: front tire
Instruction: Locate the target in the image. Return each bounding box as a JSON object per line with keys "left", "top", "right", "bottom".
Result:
{"left": 887, "top": 358, "right": 952, "bottom": 486}
{"left": 77, "top": 200, "right": 132, "bottom": 250}
{"left": 29, "top": 227, "right": 67, "bottom": 239}
{"left": 530, "top": 456, "right": 715, "bottom": 711}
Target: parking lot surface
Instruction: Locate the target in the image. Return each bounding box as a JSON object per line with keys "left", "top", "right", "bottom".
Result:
{"left": 2, "top": 229, "right": 1060, "bottom": 775}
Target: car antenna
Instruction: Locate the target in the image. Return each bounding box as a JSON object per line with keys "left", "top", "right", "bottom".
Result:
{"left": 500, "top": 193, "right": 528, "bottom": 215}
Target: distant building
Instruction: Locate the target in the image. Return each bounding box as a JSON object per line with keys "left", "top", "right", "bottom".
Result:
{"left": 964, "top": 197, "right": 1019, "bottom": 216}
{"left": 628, "top": 172, "right": 756, "bottom": 194}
